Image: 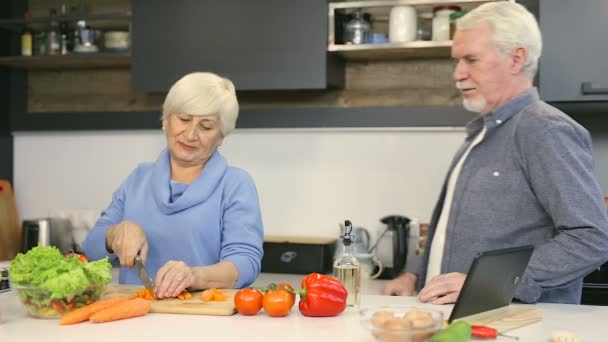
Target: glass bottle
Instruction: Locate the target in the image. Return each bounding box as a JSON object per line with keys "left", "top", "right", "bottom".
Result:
{"left": 20, "top": 12, "right": 33, "bottom": 56}
{"left": 333, "top": 219, "right": 361, "bottom": 308}
{"left": 46, "top": 9, "right": 61, "bottom": 56}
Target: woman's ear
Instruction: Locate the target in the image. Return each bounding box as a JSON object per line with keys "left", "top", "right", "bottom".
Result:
{"left": 161, "top": 118, "right": 168, "bottom": 130}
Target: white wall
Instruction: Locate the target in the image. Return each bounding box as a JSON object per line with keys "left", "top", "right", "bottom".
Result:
{"left": 13, "top": 128, "right": 608, "bottom": 239}
{"left": 13, "top": 128, "right": 465, "bottom": 238}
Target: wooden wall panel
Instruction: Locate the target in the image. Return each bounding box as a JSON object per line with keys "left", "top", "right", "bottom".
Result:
{"left": 28, "top": 59, "right": 460, "bottom": 112}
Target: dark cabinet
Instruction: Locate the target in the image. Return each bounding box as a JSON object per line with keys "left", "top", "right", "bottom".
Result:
{"left": 131, "top": 0, "right": 344, "bottom": 92}
{"left": 539, "top": 0, "right": 608, "bottom": 102}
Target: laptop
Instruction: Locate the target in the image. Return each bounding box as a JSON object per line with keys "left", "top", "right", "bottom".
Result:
{"left": 448, "top": 245, "right": 535, "bottom": 323}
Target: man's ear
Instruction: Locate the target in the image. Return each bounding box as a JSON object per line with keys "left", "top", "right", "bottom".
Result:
{"left": 511, "top": 47, "right": 527, "bottom": 75}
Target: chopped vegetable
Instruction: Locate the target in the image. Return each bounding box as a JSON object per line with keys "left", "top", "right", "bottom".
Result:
{"left": 133, "top": 288, "right": 156, "bottom": 300}
{"left": 200, "top": 288, "right": 227, "bottom": 302}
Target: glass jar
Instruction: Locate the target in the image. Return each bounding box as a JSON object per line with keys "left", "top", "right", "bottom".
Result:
{"left": 450, "top": 11, "right": 466, "bottom": 39}
{"left": 432, "top": 5, "right": 461, "bottom": 41}
{"left": 343, "top": 9, "right": 371, "bottom": 44}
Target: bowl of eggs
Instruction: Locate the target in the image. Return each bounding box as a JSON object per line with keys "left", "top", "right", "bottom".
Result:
{"left": 360, "top": 306, "right": 444, "bottom": 342}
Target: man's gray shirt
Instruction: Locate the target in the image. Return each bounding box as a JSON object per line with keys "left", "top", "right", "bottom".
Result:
{"left": 415, "top": 87, "right": 608, "bottom": 303}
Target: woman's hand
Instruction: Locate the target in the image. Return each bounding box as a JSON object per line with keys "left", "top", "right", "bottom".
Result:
{"left": 106, "top": 221, "right": 149, "bottom": 267}
{"left": 417, "top": 272, "right": 466, "bottom": 304}
{"left": 383, "top": 272, "right": 417, "bottom": 296}
{"left": 155, "top": 260, "right": 196, "bottom": 299}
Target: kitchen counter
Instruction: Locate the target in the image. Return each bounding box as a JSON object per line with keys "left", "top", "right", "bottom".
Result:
{"left": 2, "top": 274, "right": 608, "bottom": 341}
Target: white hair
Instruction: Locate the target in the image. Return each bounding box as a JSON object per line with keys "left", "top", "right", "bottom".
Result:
{"left": 457, "top": 1, "right": 542, "bottom": 79}
{"left": 162, "top": 72, "right": 239, "bottom": 136}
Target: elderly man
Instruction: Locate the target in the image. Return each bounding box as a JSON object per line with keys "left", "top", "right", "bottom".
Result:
{"left": 384, "top": 2, "right": 608, "bottom": 304}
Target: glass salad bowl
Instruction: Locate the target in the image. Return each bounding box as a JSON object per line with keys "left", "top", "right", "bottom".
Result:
{"left": 12, "top": 283, "right": 105, "bottom": 319}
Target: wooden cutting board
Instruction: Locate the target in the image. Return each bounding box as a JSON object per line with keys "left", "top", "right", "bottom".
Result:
{"left": 457, "top": 305, "right": 543, "bottom": 333}
{"left": 102, "top": 285, "right": 238, "bottom": 316}
{"left": 0, "top": 180, "right": 20, "bottom": 261}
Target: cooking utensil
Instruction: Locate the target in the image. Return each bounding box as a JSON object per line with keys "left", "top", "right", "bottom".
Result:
{"left": 102, "top": 285, "right": 238, "bottom": 316}
{"left": 135, "top": 255, "right": 155, "bottom": 291}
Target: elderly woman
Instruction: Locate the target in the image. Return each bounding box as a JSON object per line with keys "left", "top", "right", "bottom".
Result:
{"left": 84, "top": 72, "right": 264, "bottom": 299}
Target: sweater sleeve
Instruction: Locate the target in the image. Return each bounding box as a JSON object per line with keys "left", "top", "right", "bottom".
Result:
{"left": 83, "top": 178, "right": 128, "bottom": 262}
{"left": 219, "top": 169, "right": 264, "bottom": 288}
{"left": 514, "top": 117, "right": 608, "bottom": 303}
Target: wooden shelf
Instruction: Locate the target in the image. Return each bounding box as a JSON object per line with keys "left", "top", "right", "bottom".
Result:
{"left": 0, "top": 53, "right": 131, "bottom": 70}
{"left": 0, "top": 13, "right": 131, "bottom": 32}
{"left": 328, "top": 40, "right": 452, "bottom": 60}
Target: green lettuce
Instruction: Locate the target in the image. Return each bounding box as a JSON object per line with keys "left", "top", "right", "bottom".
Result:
{"left": 9, "top": 246, "right": 112, "bottom": 302}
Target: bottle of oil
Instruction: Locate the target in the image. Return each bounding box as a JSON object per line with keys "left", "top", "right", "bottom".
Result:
{"left": 333, "top": 219, "right": 361, "bottom": 308}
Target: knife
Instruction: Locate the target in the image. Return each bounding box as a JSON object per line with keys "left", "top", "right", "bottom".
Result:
{"left": 135, "top": 255, "right": 155, "bottom": 291}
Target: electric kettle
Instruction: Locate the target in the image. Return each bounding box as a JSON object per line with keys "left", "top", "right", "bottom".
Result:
{"left": 371, "top": 215, "right": 410, "bottom": 279}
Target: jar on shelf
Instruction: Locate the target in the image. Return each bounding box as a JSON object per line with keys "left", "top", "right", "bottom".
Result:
{"left": 450, "top": 11, "right": 467, "bottom": 39}
{"left": 388, "top": 5, "right": 417, "bottom": 43}
{"left": 432, "top": 5, "right": 461, "bottom": 41}
{"left": 343, "top": 9, "right": 371, "bottom": 45}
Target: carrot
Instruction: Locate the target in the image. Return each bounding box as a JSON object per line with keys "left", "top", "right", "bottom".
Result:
{"left": 60, "top": 296, "right": 130, "bottom": 325}
{"left": 133, "top": 288, "right": 156, "bottom": 300}
{"left": 177, "top": 291, "right": 192, "bottom": 300}
{"left": 89, "top": 298, "right": 151, "bottom": 323}
{"left": 200, "top": 289, "right": 214, "bottom": 302}
{"left": 200, "top": 288, "right": 227, "bottom": 302}
{"left": 212, "top": 289, "right": 228, "bottom": 302}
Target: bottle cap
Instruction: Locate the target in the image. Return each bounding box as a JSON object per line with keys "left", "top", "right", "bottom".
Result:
{"left": 341, "top": 220, "right": 354, "bottom": 245}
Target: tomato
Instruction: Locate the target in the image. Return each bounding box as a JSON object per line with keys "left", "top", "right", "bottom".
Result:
{"left": 277, "top": 282, "right": 296, "bottom": 308}
{"left": 51, "top": 300, "right": 65, "bottom": 313}
{"left": 262, "top": 289, "right": 292, "bottom": 317}
{"left": 234, "top": 288, "right": 263, "bottom": 316}
{"left": 65, "top": 253, "right": 88, "bottom": 262}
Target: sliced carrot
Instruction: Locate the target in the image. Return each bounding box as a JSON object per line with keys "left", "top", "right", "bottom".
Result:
{"left": 177, "top": 291, "right": 192, "bottom": 300}
{"left": 200, "top": 288, "right": 227, "bottom": 302}
{"left": 133, "top": 288, "right": 156, "bottom": 300}
{"left": 212, "top": 289, "right": 228, "bottom": 302}
{"left": 200, "top": 289, "right": 214, "bottom": 302}
{"left": 89, "top": 298, "right": 151, "bottom": 323}
{"left": 60, "top": 296, "right": 130, "bottom": 325}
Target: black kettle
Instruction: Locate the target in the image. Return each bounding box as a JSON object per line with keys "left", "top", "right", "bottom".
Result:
{"left": 372, "top": 215, "right": 410, "bottom": 279}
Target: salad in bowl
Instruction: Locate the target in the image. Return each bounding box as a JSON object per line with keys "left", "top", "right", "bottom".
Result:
{"left": 8, "top": 246, "right": 112, "bottom": 318}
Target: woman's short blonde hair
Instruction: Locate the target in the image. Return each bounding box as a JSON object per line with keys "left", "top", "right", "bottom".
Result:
{"left": 457, "top": 2, "right": 542, "bottom": 80}
{"left": 161, "top": 72, "right": 239, "bottom": 136}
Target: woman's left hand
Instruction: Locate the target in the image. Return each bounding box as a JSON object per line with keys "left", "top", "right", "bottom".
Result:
{"left": 155, "top": 260, "right": 196, "bottom": 299}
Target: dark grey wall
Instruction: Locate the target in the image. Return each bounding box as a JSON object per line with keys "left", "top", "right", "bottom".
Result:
{"left": 0, "top": 1, "right": 14, "bottom": 182}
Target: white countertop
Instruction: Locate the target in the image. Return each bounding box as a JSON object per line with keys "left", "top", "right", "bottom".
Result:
{"left": 2, "top": 273, "right": 607, "bottom": 342}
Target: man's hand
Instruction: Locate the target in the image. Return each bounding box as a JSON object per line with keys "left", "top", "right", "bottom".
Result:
{"left": 106, "top": 221, "right": 148, "bottom": 267}
{"left": 155, "top": 260, "right": 196, "bottom": 299}
{"left": 417, "top": 272, "right": 466, "bottom": 304}
{"left": 383, "top": 272, "right": 417, "bottom": 296}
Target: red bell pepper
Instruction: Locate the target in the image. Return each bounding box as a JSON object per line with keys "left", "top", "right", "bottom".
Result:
{"left": 298, "top": 273, "right": 347, "bottom": 317}
{"left": 471, "top": 325, "right": 519, "bottom": 340}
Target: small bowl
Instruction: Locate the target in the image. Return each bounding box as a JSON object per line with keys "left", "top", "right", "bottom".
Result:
{"left": 12, "top": 283, "right": 104, "bottom": 319}
{"left": 360, "top": 305, "right": 444, "bottom": 342}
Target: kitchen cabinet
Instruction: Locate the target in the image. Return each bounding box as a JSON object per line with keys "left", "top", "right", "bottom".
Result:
{"left": 131, "top": 0, "right": 344, "bottom": 92}
{"left": 539, "top": 0, "right": 608, "bottom": 102}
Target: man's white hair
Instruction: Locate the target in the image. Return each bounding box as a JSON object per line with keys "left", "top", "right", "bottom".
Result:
{"left": 162, "top": 72, "right": 239, "bottom": 136}
{"left": 457, "top": 1, "right": 542, "bottom": 79}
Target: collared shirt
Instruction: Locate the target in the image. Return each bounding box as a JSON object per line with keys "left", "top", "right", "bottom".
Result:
{"left": 416, "top": 87, "right": 608, "bottom": 304}
{"left": 426, "top": 126, "right": 486, "bottom": 284}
